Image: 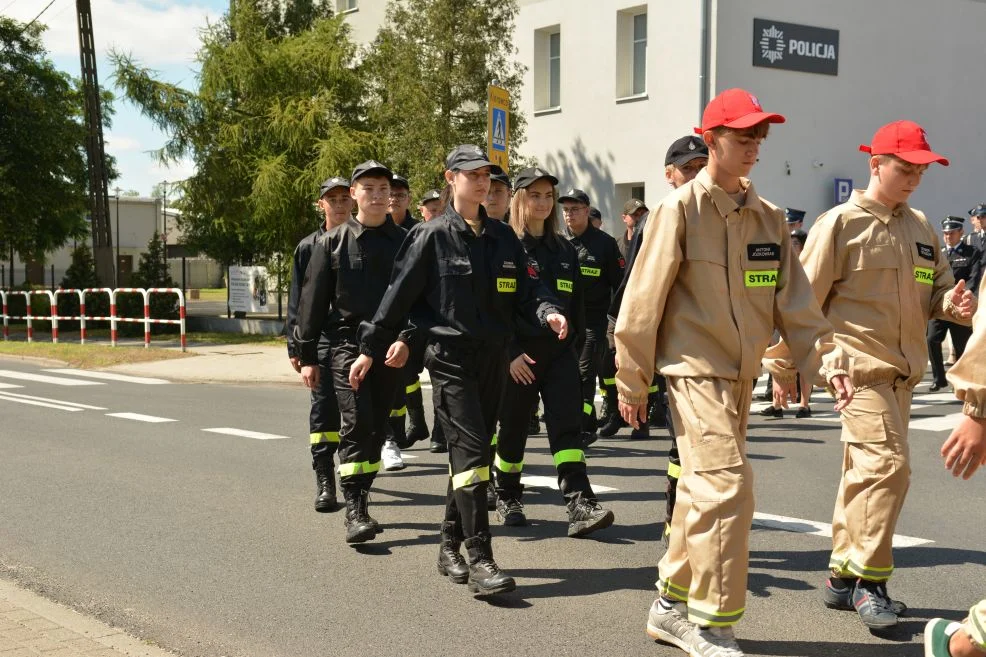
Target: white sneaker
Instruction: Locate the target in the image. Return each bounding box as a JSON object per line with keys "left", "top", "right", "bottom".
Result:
{"left": 381, "top": 440, "right": 405, "bottom": 471}
{"left": 691, "top": 626, "right": 744, "bottom": 657}
{"left": 646, "top": 600, "right": 696, "bottom": 652}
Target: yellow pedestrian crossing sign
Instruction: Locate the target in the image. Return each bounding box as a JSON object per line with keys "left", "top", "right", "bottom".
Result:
{"left": 487, "top": 85, "right": 510, "bottom": 172}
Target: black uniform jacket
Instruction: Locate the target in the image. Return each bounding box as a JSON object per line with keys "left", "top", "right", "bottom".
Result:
{"left": 944, "top": 241, "right": 983, "bottom": 296}
{"left": 294, "top": 216, "right": 407, "bottom": 365}
{"left": 359, "top": 204, "right": 563, "bottom": 358}
{"left": 568, "top": 225, "right": 624, "bottom": 325}
{"left": 286, "top": 224, "right": 326, "bottom": 358}
{"left": 512, "top": 231, "right": 586, "bottom": 359}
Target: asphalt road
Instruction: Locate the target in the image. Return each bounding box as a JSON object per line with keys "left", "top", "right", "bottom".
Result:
{"left": 0, "top": 359, "right": 982, "bottom": 657}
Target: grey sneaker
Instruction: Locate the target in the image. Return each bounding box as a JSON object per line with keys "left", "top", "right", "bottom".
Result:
{"left": 691, "top": 625, "right": 744, "bottom": 657}
{"left": 381, "top": 440, "right": 405, "bottom": 471}
{"left": 645, "top": 600, "right": 696, "bottom": 652}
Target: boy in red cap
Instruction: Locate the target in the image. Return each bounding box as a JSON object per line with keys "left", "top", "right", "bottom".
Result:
{"left": 765, "top": 120, "right": 977, "bottom": 631}
{"left": 616, "top": 88, "right": 853, "bottom": 657}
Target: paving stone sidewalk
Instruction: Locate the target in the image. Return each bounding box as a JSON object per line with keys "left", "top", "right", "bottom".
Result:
{"left": 0, "top": 578, "right": 174, "bottom": 657}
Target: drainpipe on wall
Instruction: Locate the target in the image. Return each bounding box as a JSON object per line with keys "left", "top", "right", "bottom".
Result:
{"left": 699, "top": 0, "right": 712, "bottom": 120}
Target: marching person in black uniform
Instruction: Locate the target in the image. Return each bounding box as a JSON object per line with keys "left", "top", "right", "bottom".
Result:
{"left": 967, "top": 203, "right": 986, "bottom": 282}
{"left": 928, "top": 216, "right": 982, "bottom": 391}
{"left": 419, "top": 189, "right": 442, "bottom": 221}
{"left": 785, "top": 207, "right": 806, "bottom": 232}
{"left": 486, "top": 172, "right": 512, "bottom": 221}
{"left": 560, "top": 187, "right": 624, "bottom": 446}
{"left": 287, "top": 176, "right": 352, "bottom": 513}
{"left": 356, "top": 145, "right": 568, "bottom": 596}
{"left": 492, "top": 169, "right": 615, "bottom": 537}
{"left": 295, "top": 160, "right": 410, "bottom": 545}
{"left": 588, "top": 207, "right": 603, "bottom": 229}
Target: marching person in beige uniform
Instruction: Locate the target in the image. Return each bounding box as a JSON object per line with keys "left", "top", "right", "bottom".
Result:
{"left": 765, "top": 120, "right": 977, "bottom": 631}
{"left": 923, "top": 275, "right": 986, "bottom": 657}
{"left": 616, "top": 88, "right": 853, "bottom": 657}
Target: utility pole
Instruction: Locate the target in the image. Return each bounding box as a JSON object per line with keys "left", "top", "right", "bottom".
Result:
{"left": 76, "top": 0, "right": 115, "bottom": 286}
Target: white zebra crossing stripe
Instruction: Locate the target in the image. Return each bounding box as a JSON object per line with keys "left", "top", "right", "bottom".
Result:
{"left": 43, "top": 369, "right": 170, "bottom": 385}
{"left": 0, "top": 370, "right": 104, "bottom": 386}
{"left": 0, "top": 382, "right": 22, "bottom": 389}
{"left": 0, "top": 393, "right": 84, "bottom": 412}
{"left": 106, "top": 412, "right": 176, "bottom": 423}
{"left": 0, "top": 391, "right": 105, "bottom": 410}
{"left": 521, "top": 475, "right": 618, "bottom": 493}
{"left": 202, "top": 427, "right": 289, "bottom": 440}
{"left": 753, "top": 511, "right": 932, "bottom": 547}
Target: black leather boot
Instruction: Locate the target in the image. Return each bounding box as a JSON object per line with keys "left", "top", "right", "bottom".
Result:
{"left": 598, "top": 390, "right": 624, "bottom": 438}
{"left": 437, "top": 521, "right": 469, "bottom": 583}
{"left": 464, "top": 533, "right": 515, "bottom": 596}
{"left": 313, "top": 458, "right": 338, "bottom": 513}
{"left": 343, "top": 487, "right": 376, "bottom": 544}
{"left": 430, "top": 421, "right": 448, "bottom": 453}
{"left": 406, "top": 406, "right": 430, "bottom": 445}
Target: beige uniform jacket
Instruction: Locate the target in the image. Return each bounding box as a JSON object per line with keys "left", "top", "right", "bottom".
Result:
{"left": 764, "top": 190, "right": 966, "bottom": 389}
{"left": 615, "top": 168, "right": 846, "bottom": 405}
{"left": 947, "top": 277, "right": 986, "bottom": 417}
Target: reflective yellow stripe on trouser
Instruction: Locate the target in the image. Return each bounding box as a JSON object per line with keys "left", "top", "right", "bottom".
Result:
{"left": 451, "top": 466, "right": 490, "bottom": 489}
{"left": 583, "top": 402, "right": 593, "bottom": 416}
{"left": 390, "top": 406, "right": 407, "bottom": 418}
{"left": 493, "top": 454, "right": 522, "bottom": 473}
{"left": 553, "top": 449, "right": 585, "bottom": 467}
{"left": 828, "top": 556, "right": 894, "bottom": 582}
{"left": 688, "top": 603, "right": 746, "bottom": 627}
{"left": 667, "top": 462, "right": 681, "bottom": 479}
{"left": 602, "top": 377, "right": 616, "bottom": 387}
{"left": 405, "top": 379, "right": 421, "bottom": 394}
{"left": 310, "top": 431, "right": 340, "bottom": 444}
{"left": 338, "top": 460, "right": 381, "bottom": 477}
{"left": 490, "top": 432, "right": 498, "bottom": 446}
{"left": 658, "top": 577, "right": 689, "bottom": 603}
{"left": 648, "top": 384, "right": 659, "bottom": 393}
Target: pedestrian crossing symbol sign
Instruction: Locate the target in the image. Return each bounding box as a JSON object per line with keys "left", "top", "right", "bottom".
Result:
{"left": 487, "top": 85, "right": 510, "bottom": 172}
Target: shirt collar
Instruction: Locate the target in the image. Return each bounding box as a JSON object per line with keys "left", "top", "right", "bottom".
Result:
{"left": 522, "top": 230, "right": 557, "bottom": 251}
{"left": 349, "top": 214, "right": 402, "bottom": 238}
{"left": 849, "top": 190, "right": 907, "bottom": 225}
{"left": 445, "top": 203, "right": 496, "bottom": 238}
{"left": 693, "top": 168, "right": 764, "bottom": 219}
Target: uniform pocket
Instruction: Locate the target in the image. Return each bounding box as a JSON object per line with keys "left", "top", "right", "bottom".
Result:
{"left": 840, "top": 407, "right": 888, "bottom": 444}
{"left": 677, "top": 379, "right": 745, "bottom": 472}
{"left": 438, "top": 257, "right": 472, "bottom": 312}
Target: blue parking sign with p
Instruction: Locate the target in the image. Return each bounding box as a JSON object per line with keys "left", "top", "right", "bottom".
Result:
{"left": 834, "top": 178, "right": 852, "bottom": 204}
{"left": 492, "top": 108, "right": 507, "bottom": 152}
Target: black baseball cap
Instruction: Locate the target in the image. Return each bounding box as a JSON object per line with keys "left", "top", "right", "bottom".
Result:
{"left": 623, "top": 199, "right": 647, "bottom": 215}
{"left": 558, "top": 188, "right": 590, "bottom": 205}
{"left": 351, "top": 160, "right": 393, "bottom": 185}
{"left": 490, "top": 172, "right": 512, "bottom": 189}
{"left": 942, "top": 216, "right": 965, "bottom": 231}
{"left": 588, "top": 207, "right": 602, "bottom": 221}
{"left": 445, "top": 144, "right": 503, "bottom": 174}
{"left": 969, "top": 203, "right": 986, "bottom": 218}
{"left": 419, "top": 189, "right": 440, "bottom": 204}
{"left": 391, "top": 174, "right": 410, "bottom": 190}
{"left": 785, "top": 208, "right": 806, "bottom": 224}
{"left": 665, "top": 135, "right": 709, "bottom": 167}
{"left": 513, "top": 166, "right": 558, "bottom": 190}
{"left": 318, "top": 176, "right": 349, "bottom": 197}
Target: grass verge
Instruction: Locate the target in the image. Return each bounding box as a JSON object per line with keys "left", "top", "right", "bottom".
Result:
{"left": 0, "top": 341, "right": 193, "bottom": 369}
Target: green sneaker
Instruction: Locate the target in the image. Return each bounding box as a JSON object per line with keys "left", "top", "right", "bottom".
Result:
{"left": 924, "top": 618, "right": 961, "bottom": 656}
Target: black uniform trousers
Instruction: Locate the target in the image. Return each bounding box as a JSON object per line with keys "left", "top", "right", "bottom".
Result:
{"left": 385, "top": 340, "right": 428, "bottom": 443}
{"left": 578, "top": 322, "right": 609, "bottom": 433}
{"left": 928, "top": 319, "right": 973, "bottom": 386}
{"left": 425, "top": 340, "right": 505, "bottom": 539}
{"left": 495, "top": 339, "right": 592, "bottom": 501}
{"left": 310, "top": 337, "right": 341, "bottom": 468}
{"left": 330, "top": 340, "right": 400, "bottom": 491}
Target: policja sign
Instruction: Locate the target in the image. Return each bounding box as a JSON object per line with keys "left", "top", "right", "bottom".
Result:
{"left": 487, "top": 84, "right": 510, "bottom": 172}
{"left": 753, "top": 18, "right": 839, "bottom": 76}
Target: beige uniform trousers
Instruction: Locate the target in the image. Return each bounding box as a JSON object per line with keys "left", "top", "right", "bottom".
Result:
{"left": 968, "top": 600, "right": 986, "bottom": 650}
{"left": 658, "top": 376, "right": 754, "bottom": 627}
{"left": 829, "top": 381, "right": 913, "bottom": 582}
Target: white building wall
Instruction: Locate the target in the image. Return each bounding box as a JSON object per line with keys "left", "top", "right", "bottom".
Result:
{"left": 713, "top": 0, "right": 986, "bottom": 230}
{"left": 341, "top": 0, "right": 388, "bottom": 47}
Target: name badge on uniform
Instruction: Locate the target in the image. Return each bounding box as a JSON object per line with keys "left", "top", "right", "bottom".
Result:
{"left": 580, "top": 266, "right": 601, "bottom": 277}
{"left": 497, "top": 277, "right": 517, "bottom": 292}
{"left": 557, "top": 279, "right": 573, "bottom": 293}
{"left": 744, "top": 270, "right": 778, "bottom": 287}
{"left": 916, "top": 243, "right": 935, "bottom": 260}
{"left": 747, "top": 243, "right": 781, "bottom": 261}
{"left": 913, "top": 267, "right": 934, "bottom": 285}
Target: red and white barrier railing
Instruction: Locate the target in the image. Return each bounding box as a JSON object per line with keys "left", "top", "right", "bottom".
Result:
{"left": 0, "top": 287, "right": 185, "bottom": 352}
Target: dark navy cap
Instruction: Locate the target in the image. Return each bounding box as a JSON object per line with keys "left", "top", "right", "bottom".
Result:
{"left": 969, "top": 203, "right": 986, "bottom": 218}
{"left": 665, "top": 135, "right": 709, "bottom": 167}
{"left": 942, "top": 216, "right": 965, "bottom": 231}
{"left": 318, "top": 176, "right": 349, "bottom": 197}
{"left": 785, "top": 208, "right": 806, "bottom": 223}
{"left": 588, "top": 207, "right": 602, "bottom": 220}
{"left": 419, "top": 189, "right": 440, "bottom": 204}
{"left": 490, "top": 172, "right": 512, "bottom": 189}
{"left": 791, "top": 229, "right": 808, "bottom": 248}
{"left": 351, "top": 160, "right": 393, "bottom": 185}
{"left": 391, "top": 174, "right": 410, "bottom": 190}
{"left": 558, "top": 188, "right": 591, "bottom": 205}
{"left": 623, "top": 198, "right": 647, "bottom": 215}
{"left": 513, "top": 167, "right": 559, "bottom": 190}
{"left": 445, "top": 144, "right": 503, "bottom": 174}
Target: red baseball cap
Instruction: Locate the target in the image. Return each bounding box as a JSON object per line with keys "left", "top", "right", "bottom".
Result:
{"left": 695, "top": 88, "right": 786, "bottom": 134}
{"left": 859, "top": 120, "right": 949, "bottom": 166}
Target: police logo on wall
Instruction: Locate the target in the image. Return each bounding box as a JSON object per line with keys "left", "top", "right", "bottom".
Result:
{"left": 753, "top": 18, "right": 839, "bottom": 76}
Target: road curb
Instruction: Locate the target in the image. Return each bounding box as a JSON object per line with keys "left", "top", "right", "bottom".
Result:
{"left": 0, "top": 354, "right": 68, "bottom": 367}
{"left": 0, "top": 576, "right": 177, "bottom": 656}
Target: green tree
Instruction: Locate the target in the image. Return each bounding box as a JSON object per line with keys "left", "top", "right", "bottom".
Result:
{"left": 362, "top": 0, "right": 528, "bottom": 194}
{"left": 0, "top": 18, "right": 116, "bottom": 263}
{"left": 57, "top": 243, "right": 109, "bottom": 331}
{"left": 110, "top": 1, "right": 373, "bottom": 268}
{"left": 117, "top": 232, "right": 178, "bottom": 335}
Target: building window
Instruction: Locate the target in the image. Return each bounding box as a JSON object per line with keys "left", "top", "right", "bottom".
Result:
{"left": 534, "top": 26, "right": 561, "bottom": 111}
{"left": 337, "top": 0, "right": 357, "bottom": 13}
{"left": 616, "top": 7, "right": 647, "bottom": 99}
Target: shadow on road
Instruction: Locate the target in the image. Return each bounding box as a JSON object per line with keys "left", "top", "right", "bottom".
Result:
{"left": 740, "top": 638, "right": 922, "bottom": 656}
{"left": 507, "top": 565, "right": 655, "bottom": 600}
